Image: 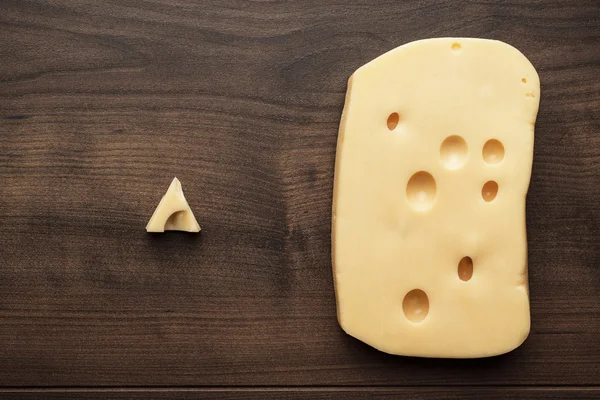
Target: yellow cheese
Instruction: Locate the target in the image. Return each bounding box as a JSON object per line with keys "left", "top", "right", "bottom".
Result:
{"left": 332, "top": 38, "right": 540, "bottom": 358}
{"left": 146, "top": 178, "right": 201, "bottom": 233}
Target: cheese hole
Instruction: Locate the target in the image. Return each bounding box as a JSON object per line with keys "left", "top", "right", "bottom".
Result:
{"left": 482, "top": 139, "right": 504, "bottom": 164}
{"left": 403, "top": 289, "right": 429, "bottom": 323}
{"left": 440, "top": 135, "right": 468, "bottom": 170}
{"left": 482, "top": 181, "right": 498, "bottom": 202}
{"left": 387, "top": 112, "right": 400, "bottom": 130}
{"left": 458, "top": 257, "right": 474, "bottom": 281}
{"left": 406, "top": 171, "right": 436, "bottom": 212}
{"left": 522, "top": 78, "right": 527, "bottom": 83}
{"left": 164, "top": 211, "right": 185, "bottom": 230}
{"left": 451, "top": 42, "right": 461, "bottom": 52}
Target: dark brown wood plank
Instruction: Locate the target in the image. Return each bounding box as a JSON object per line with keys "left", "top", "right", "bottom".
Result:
{"left": 1, "top": 388, "right": 599, "bottom": 400}
{"left": 1, "top": 0, "right": 599, "bottom": 388}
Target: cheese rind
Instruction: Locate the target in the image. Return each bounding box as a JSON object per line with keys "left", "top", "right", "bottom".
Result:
{"left": 146, "top": 178, "right": 201, "bottom": 233}
{"left": 332, "top": 38, "right": 540, "bottom": 358}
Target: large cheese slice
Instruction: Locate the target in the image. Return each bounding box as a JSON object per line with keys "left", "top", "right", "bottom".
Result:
{"left": 146, "top": 178, "right": 201, "bottom": 233}
{"left": 332, "top": 38, "right": 540, "bottom": 358}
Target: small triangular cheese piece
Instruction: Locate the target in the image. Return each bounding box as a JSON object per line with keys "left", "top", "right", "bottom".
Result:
{"left": 146, "top": 178, "right": 201, "bottom": 233}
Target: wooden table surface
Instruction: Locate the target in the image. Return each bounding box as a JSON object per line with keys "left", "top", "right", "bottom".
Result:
{"left": 1, "top": 0, "right": 599, "bottom": 398}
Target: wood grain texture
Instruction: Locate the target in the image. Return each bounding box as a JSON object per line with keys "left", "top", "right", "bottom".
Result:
{"left": 1, "top": 388, "right": 599, "bottom": 400}
{"left": 0, "top": 0, "right": 599, "bottom": 395}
